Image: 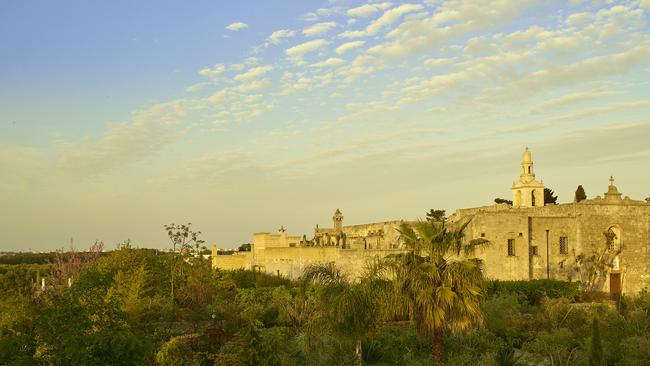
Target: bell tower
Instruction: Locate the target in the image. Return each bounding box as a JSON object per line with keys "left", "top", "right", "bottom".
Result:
{"left": 512, "top": 147, "right": 545, "bottom": 207}
{"left": 520, "top": 147, "right": 535, "bottom": 183}
{"left": 333, "top": 209, "right": 344, "bottom": 233}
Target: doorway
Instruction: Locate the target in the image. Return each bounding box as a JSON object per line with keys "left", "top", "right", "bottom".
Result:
{"left": 610, "top": 273, "right": 621, "bottom": 298}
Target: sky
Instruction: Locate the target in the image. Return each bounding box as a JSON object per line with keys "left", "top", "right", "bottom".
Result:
{"left": 1, "top": 0, "right": 650, "bottom": 251}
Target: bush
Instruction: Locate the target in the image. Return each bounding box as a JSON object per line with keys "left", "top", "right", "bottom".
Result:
{"left": 446, "top": 329, "right": 502, "bottom": 366}
{"left": 487, "top": 280, "right": 579, "bottom": 305}
{"left": 619, "top": 336, "right": 650, "bottom": 365}
{"left": 483, "top": 294, "right": 529, "bottom": 345}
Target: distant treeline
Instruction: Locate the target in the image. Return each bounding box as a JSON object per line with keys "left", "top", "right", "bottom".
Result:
{"left": 0, "top": 252, "right": 60, "bottom": 265}
{"left": 0, "top": 249, "right": 166, "bottom": 265}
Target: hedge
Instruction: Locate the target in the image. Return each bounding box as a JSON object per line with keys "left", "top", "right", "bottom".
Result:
{"left": 486, "top": 279, "right": 580, "bottom": 305}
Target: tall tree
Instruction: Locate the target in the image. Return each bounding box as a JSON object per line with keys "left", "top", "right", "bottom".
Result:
{"left": 302, "top": 262, "right": 387, "bottom": 365}
{"left": 575, "top": 185, "right": 587, "bottom": 202}
{"left": 589, "top": 317, "right": 604, "bottom": 366}
{"left": 384, "top": 220, "right": 489, "bottom": 365}
{"left": 544, "top": 188, "right": 558, "bottom": 205}
{"left": 164, "top": 223, "right": 204, "bottom": 302}
{"left": 494, "top": 198, "right": 513, "bottom": 205}
{"left": 426, "top": 209, "right": 446, "bottom": 222}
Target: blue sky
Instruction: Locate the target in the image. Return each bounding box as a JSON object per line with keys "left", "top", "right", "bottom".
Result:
{"left": 2, "top": 0, "right": 650, "bottom": 251}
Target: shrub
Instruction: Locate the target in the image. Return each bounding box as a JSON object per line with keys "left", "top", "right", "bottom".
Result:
{"left": 487, "top": 280, "right": 579, "bottom": 305}
{"left": 619, "top": 336, "right": 650, "bottom": 365}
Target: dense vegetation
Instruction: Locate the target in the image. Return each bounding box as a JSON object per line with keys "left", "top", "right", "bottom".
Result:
{"left": 2, "top": 222, "right": 650, "bottom": 365}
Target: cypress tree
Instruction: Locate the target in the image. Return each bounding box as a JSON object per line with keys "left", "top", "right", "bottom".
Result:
{"left": 589, "top": 317, "right": 604, "bottom": 366}
{"left": 575, "top": 185, "right": 587, "bottom": 202}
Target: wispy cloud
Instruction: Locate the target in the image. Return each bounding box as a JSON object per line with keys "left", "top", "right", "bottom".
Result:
{"left": 267, "top": 29, "right": 296, "bottom": 45}
{"left": 303, "top": 22, "right": 337, "bottom": 37}
{"left": 225, "top": 22, "right": 248, "bottom": 31}
{"left": 285, "top": 39, "right": 329, "bottom": 65}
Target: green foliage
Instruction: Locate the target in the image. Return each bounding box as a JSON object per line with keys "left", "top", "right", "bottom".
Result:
{"left": 156, "top": 333, "right": 201, "bottom": 366}
{"left": 387, "top": 219, "right": 490, "bottom": 364}
{"left": 224, "top": 269, "right": 293, "bottom": 289}
{"left": 619, "top": 336, "right": 650, "bottom": 365}
{"left": 240, "top": 321, "right": 281, "bottom": 366}
{"left": 302, "top": 262, "right": 389, "bottom": 364}
{"left": 0, "top": 296, "right": 36, "bottom": 365}
{"left": 544, "top": 187, "right": 558, "bottom": 204}
{"left": 34, "top": 286, "right": 149, "bottom": 365}
{"left": 0, "top": 264, "right": 49, "bottom": 298}
{"left": 425, "top": 209, "right": 446, "bottom": 222}
{"left": 7, "top": 241, "right": 650, "bottom": 365}
{"left": 494, "top": 198, "right": 513, "bottom": 205}
{"left": 483, "top": 294, "right": 529, "bottom": 345}
{"left": 0, "top": 252, "right": 77, "bottom": 265}
{"left": 495, "top": 342, "right": 522, "bottom": 366}
{"left": 486, "top": 279, "right": 579, "bottom": 305}
{"left": 237, "top": 243, "right": 252, "bottom": 252}
{"left": 575, "top": 185, "right": 587, "bottom": 202}
{"left": 589, "top": 317, "right": 604, "bottom": 366}
{"left": 523, "top": 328, "right": 583, "bottom": 365}
{"left": 445, "top": 329, "right": 502, "bottom": 365}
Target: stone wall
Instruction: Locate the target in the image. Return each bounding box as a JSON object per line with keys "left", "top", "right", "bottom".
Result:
{"left": 450, "top": 200, "right": 650, "bottom": 294}
{"left": 212, "top": 192, "right": 650, "bottom": 294}
{"left": 212, "top": 251, "right": 252, "bottom": 270}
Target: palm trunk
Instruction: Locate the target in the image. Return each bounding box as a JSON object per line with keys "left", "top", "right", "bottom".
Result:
{"left": 355, "top": 338, "right": 363, "bottom": 366}
{"left": 432, "top": 331, "right": 444, "bottom": 365}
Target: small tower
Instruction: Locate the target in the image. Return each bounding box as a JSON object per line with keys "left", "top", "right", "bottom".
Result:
{"left": 512, "top": 147, "right": 545, "bottom": 207}
{"left": 333, "top": 209, "right": 344, "bottom": 233}
{"left": 604, "top": 176, "right": 623, "bottom": 204}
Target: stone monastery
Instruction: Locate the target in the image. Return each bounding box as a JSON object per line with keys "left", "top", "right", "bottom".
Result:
{"left": 213, "top": 148, "right": 650, "bottom": 295}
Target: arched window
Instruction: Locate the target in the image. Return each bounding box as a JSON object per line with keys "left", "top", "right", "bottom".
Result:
{"left": 531, "top": 191, "right": 536, "bottom": 206}
{"left": 607, "top": 226, "right": 621, "bottom": 252}
{"left": 528, "top": 166, "right": 531, "bottom": 174}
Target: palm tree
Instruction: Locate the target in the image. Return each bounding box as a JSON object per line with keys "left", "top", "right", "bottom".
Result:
{"left": 302, "top": 262, "right": 388, "bottom": 365}
{"left": 384, "top": 219, "right": 489, "bottom": 365}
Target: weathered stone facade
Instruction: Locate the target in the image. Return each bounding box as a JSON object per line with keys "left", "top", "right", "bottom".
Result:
{"left": 213, "top": 149, "right": 650, "bottom": 295}
{"left": 211, "top": 211, "right": 406, "bottom": 279}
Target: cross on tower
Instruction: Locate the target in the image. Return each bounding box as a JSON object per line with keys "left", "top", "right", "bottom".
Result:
{"left": 610, "top": 176, "right": 615, "bottom": 186}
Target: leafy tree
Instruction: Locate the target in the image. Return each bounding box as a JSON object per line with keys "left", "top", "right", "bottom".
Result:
{"left": 494, "top": 198, "right": 513, "bottom": 205}
{"left": 34, "top": 284, "right": 147, "bottom": 365}
{"left": 589, "top": 317, "right": 604, "bottom": 366}
{"left": 49, "top": 240, "right": 103, "bottom": 290}
{"left": 426, "top": 209, "right": 446, "bottom": 222}
{"left": 575, "top": 185, "right": 587, "bottom": 202}
{"left": 238, "top": 243, "right": 252, "bottom": 252}
{"left": 302, "top": 262, "right": 388, "bottom": 365}
{"left": 156, "top": 333, "right": 200, "bottom": 366}
{"left": 164, "top": 223, "right": 204, "bottom": 302}
{"left": 645, "top": 197, "right": 650, "bottom": 203}
{"left": 240, "top": 320, "right": 280, "bottom": 366}
{"left": 384, "top": 220, "right": 490, "bottom": 364}
{"left": 544, "top": 188, "right": 558, "bottom": 205}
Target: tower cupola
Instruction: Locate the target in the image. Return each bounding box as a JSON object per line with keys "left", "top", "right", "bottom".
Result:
{"left": 520, "top": 147, "right": 535, "bottom": 183}
{"left": 512, "top": 147, "right": 545, "bottom": 207}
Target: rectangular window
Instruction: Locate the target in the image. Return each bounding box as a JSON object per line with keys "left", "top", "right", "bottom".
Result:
{"left": 559, "top": 236, "right": 568, "bottom": 254}
{"left": 507, "top": 239, "right": 515, "bottom": 256}
{"left": 531, "top": 246, "right": 538, "bottom": 256}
